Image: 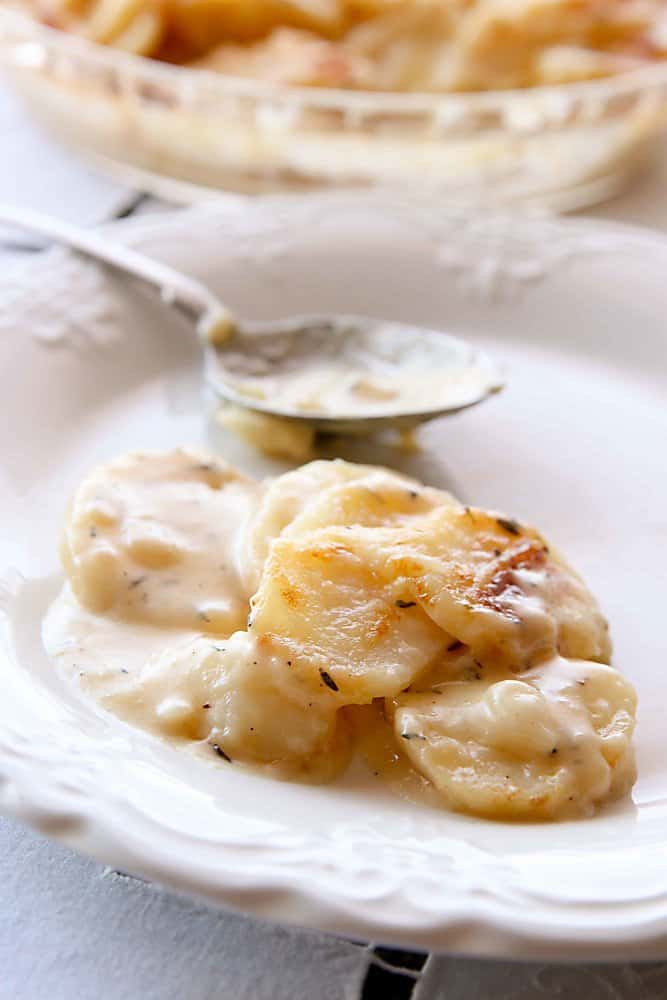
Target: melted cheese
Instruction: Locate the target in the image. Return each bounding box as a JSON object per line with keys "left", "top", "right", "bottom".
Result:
{"left": 46, "top": 450, "right": 637, "bottom": 820}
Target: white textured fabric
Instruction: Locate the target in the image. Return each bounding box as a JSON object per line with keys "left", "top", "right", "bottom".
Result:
{"left": 0, "top": 818, "right": 368, "bottom": 1000}
{"left": 415, "top": 954, "right": 667, "bottom": 999}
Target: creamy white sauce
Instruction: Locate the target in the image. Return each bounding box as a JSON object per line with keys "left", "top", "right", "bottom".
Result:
{"left": 44, "top": 588, "right": 349, "bottom": 782}
{"left": 44, "top": 584, "right": 195, "bottom": 700}
{"left": 215, "top": 320, "right": 502, "bottom": 419}
{"left": 231, "top": 365, "right": 498, "bottom": 417}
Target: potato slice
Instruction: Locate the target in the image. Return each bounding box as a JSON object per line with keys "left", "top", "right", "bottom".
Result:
{"left": 242, "top": 460, "right": 375, "bottom": 591}
{"left": 250, "top": 525, "right": 449, "bottom": 702}
{"left": 61, "top": 448, "right": 258, "bottom": 633}
{"left": 283, "top": 466, "right": 454, "bottom": 536}
{"left": 349, "top": 504, "right": 611, "bottom": 671}
{"left": 243, "top": 458, "right": 446, "bottom": 590}
{"left": 393, "top": 656, "right": 636, "bottom": 820}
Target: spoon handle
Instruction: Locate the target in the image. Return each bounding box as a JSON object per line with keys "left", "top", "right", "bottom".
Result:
{"left": 0, "top": 203, "right": 234, "bottom": 340}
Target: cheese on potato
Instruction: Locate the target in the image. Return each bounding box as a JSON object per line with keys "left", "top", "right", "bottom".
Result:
{"left": 60, "top": 448, "right": 258, "bottom": 633}
{"left": 345, "top": 504, "right": 612, "bottom": 670}
{"left": 393, "top": 657, "right": 636, "bottom": 819}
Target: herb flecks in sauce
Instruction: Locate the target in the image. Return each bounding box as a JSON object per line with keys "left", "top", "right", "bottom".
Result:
{"left": 319, "top": 669, "right": 339, "bottom": 692}
{"left": 211, "top": 743, "right": 232, "bottom": 763}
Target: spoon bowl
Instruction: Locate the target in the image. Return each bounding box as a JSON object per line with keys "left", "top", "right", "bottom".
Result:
{"left": 208, "top": 313, "right": 503, "bottom": 434}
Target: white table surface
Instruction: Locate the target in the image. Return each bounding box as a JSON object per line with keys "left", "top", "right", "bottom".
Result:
{"left": 2, "top": 82, "right": 667, "bottom": 1000}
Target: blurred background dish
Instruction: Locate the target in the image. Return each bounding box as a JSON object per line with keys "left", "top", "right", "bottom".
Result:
{"left": 1, "top": 3, "right": 667, "bottom": 208}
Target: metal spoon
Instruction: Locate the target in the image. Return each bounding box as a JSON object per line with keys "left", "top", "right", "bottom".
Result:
{"left": 0, "top": 204, "right": 504, "bottom": 435}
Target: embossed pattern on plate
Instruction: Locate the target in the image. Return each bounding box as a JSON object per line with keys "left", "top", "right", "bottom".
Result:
{"left": 0, "top": 195, "right": 665, "bottom": 959}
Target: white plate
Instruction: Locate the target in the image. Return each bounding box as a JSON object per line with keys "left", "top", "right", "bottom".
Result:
{"left": 0, "top": 195, "right": 666, "bottom": 961}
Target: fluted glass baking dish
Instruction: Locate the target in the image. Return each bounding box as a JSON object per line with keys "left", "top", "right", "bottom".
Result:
{"left": 1, "top": 5, "right": 667, "bottom": 209}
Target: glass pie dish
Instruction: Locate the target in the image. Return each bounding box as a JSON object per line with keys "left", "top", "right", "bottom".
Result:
{"left": 1, "top": 5, "right": 667, "bottom": 209}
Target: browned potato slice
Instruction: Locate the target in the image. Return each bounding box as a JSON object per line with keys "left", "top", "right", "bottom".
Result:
{"left": 250, "top": 526, "right": 449, "bottom": 702}
{"left": 350, "top": 504, "right": 611, "bottom": 671}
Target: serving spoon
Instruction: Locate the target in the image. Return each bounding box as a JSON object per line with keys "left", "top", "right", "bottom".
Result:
{"left": 0, "top": 204, "right": 504, "bottom": 435}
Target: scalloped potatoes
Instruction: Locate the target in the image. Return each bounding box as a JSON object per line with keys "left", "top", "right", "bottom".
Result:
{"left": 46, "top": 450, "right": 636, "bottom": 820}
{"left": 29, "top": 0, "right": 667, "bottom": 92}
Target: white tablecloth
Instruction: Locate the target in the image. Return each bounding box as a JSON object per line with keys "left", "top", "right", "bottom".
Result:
{"left": 1, "top": 82, "right": 666, "bottom": 1000}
